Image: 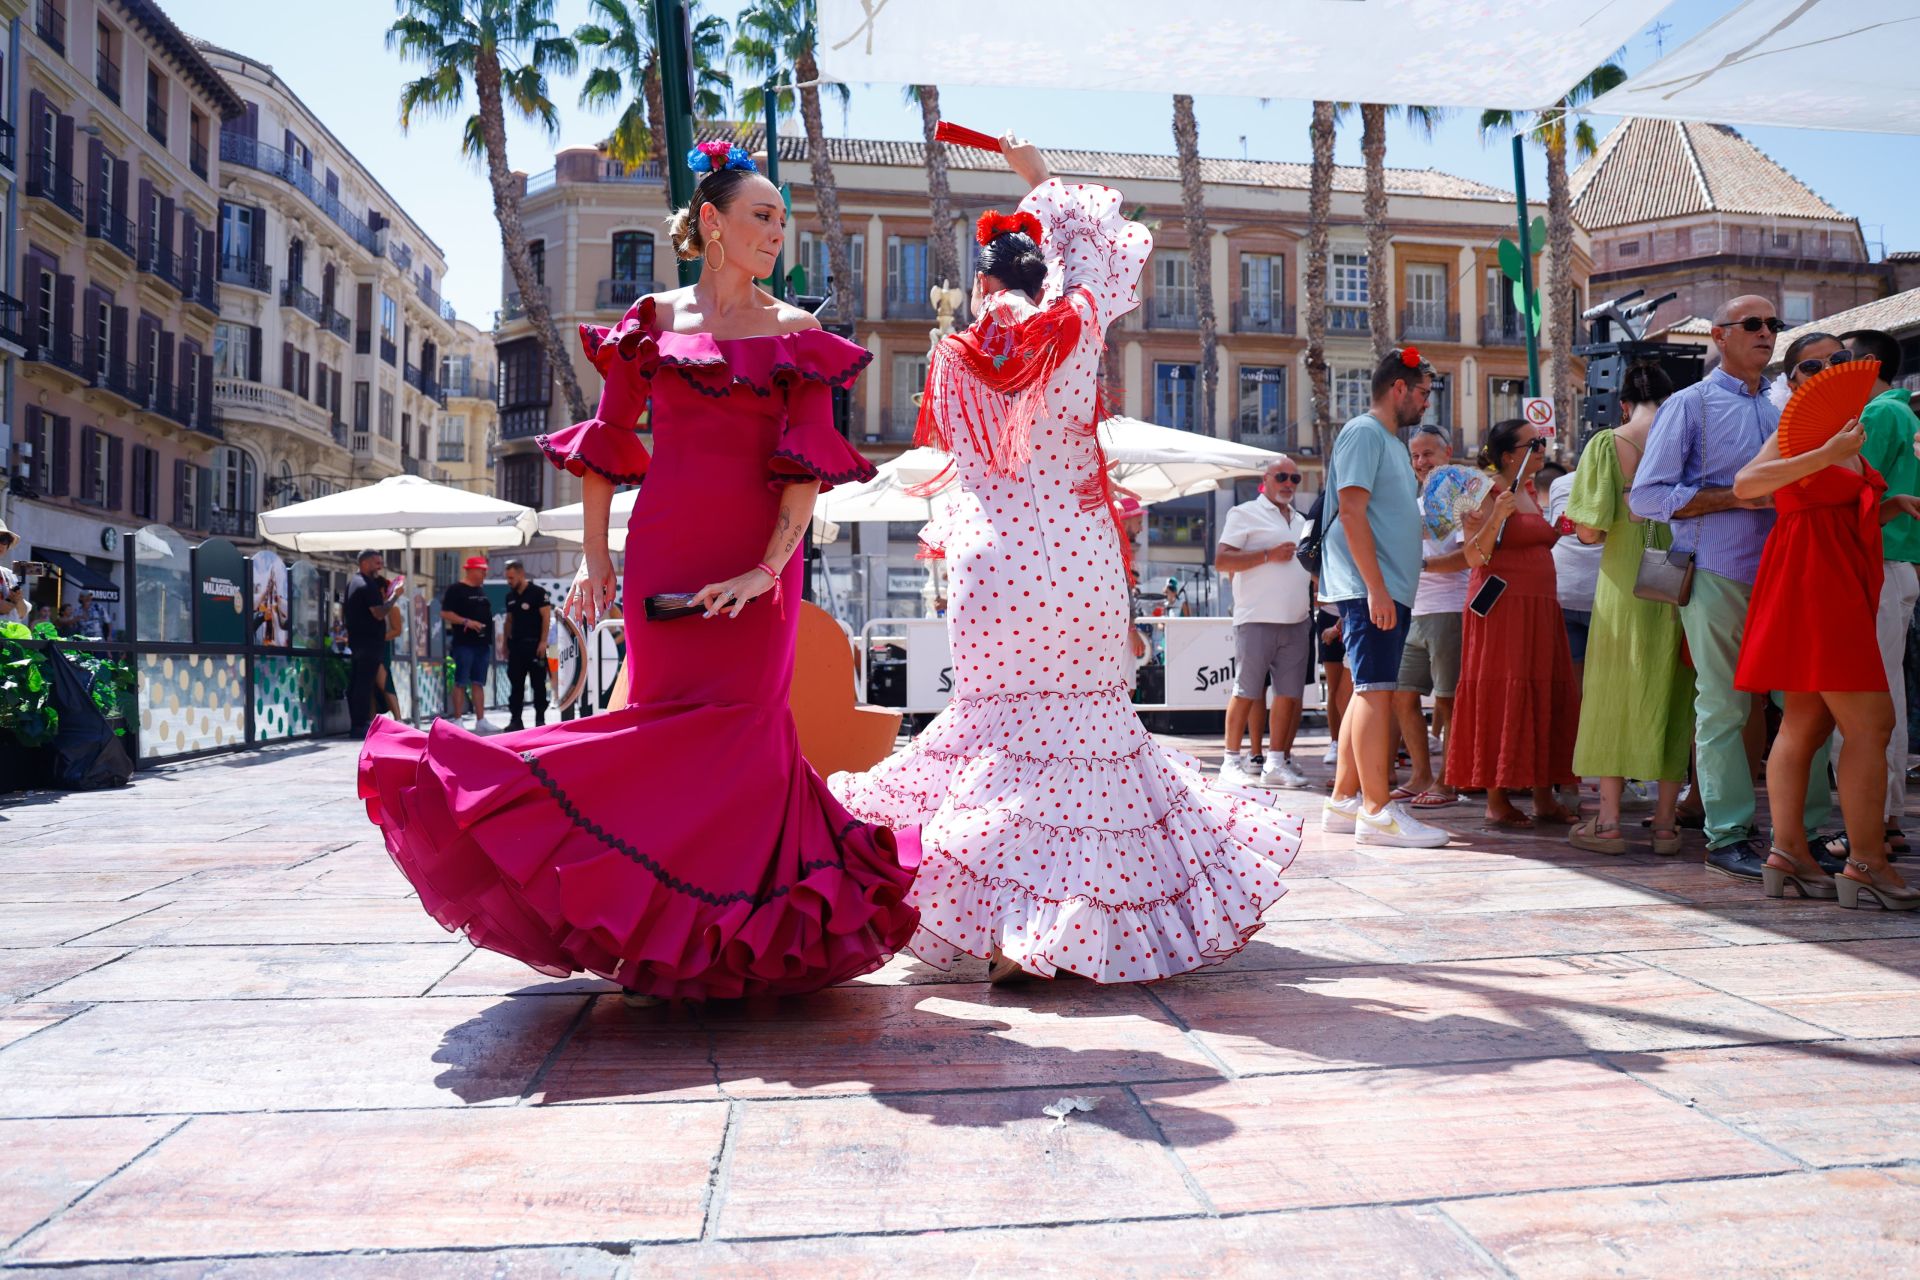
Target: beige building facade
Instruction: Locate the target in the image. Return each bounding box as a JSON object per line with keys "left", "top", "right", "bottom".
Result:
{"left": 197, "top": 39, "right": 456, "bottom": 553}
{"left": 6, "top": 0, "right": 238, "bottom": 606}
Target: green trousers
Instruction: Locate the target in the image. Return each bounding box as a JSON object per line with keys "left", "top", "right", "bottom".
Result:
{"left": 1680, "top": 570, "right": 1831, "bottom": 849}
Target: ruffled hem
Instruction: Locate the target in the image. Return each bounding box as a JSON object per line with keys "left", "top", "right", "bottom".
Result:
{"left": 536, "top": 420, "right": 649, "bottom": 485}
{"left": 770, "top": 445, "right": 877, "bottom": 491}
{"left": 657, "top": 329, "right": 873, "bottom": 399}
{"left": 828, "top": 685, "right": 1302, "bottom": 983}
{"left": 358, "top": 716, "right": 918, "bottom": 1000}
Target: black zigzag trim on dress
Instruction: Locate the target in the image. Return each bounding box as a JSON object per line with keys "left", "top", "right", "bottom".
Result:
{"left": 769, "top": 448, "right": 878, "bottom": 487}
{"left": 535, "top": 435, "right": 647, "bottom": 486}
{"left": 661, "top": 347, "right": 875, "bottom": 399}
{"left": 520, "top": 750, "right": 851, "bottom": 907}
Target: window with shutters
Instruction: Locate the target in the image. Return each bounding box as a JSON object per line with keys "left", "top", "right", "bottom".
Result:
{"left": 1404, "top": 263, "right": 1447, "bottom": 336}
{"left": 173, "top": 459, "right": 198, "bottom": 527}
{"left": 888, "top": 353, "right": 927, "bottom": 437}
{"left": 527, "top": 239, "right": 545, "bottom": 285}
{"left": 611, "top": 231, "right": 654, "bottom": 287}
{"left": 183, "top": 349, "right": 202, "bottom": 426}
{"left": 145, "top": 64, "right": 168, "bottom": 145}
{"left": 438, "top": 414, "right": 467, "bottom": 462}
{"left": 94, "top": 298, "right": 112, "bottom": 371}
{"left": 296, "top": 350, "right": 310, "bottom": 399}
{"left": 213, "top": 323, "right": 248, "bottom": 379}
{"left": 213, "top": 447, "right": 255, "bottom": 519}
{"left": 795, "top": 231, "right": 865, "bottom": 309}
{"left": 885, "top": 236, "right": 929, "bottom": 316}
{"left": 219, "top": 201, "right": 255, "bottom": 265}
{"left": 131, "top": 445, "right": 157, "bottom": 519}
{"left": 34, "top": 267, "right": 55, "bottom": 345}
{"left": 96, "top": 147, "right": 115, "bottom": 223}
{"left": 353, "top": 381, "right": 370, "bottom": 432}
{"left": 287, "top": 238, "right": 304, "bottom": 286}
{"left": 38, "top": 106, "right": 56, "bottom": 190}
{"left": 378, "top": 389, "right": 395, "bottom": 439}
{"left": 1153, "top": 253, "right": 1195, "bottom": 323}
{"left": 401, "top": 412, "right": 413, "bottom": 456}
{"left": 1239, "top": 253, "right": 1286, "bottom": 326}
{"left": 95, "top": 20, "right": 119, "bottom": 102}
{"left": 1333, "top": 366, "right": 1372, "bottom": 422}
{"left": 80, "top": 428, "right": 105, "bottom": 505}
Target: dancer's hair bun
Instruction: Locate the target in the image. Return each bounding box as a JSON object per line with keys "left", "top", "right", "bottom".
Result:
{"left": 979, "top": 231, "right": 1046, "bottom": 300}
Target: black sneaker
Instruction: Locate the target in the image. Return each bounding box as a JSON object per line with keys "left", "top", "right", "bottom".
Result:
{"left": 505, "top": 717, "right": 526, "bottom": 733}
{"left": 1704, "top": 838, "right": 1768, "bottom": 883}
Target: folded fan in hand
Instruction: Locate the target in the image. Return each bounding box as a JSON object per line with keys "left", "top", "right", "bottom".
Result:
{"left": 934, "top": 121, "right": 1002, "bottom": 152}
{"left": 1778, "top": 359, "right": 1880, "bottom": 460}
{"left": 1421, "top": 465, "right": 1494, "bottom": 540}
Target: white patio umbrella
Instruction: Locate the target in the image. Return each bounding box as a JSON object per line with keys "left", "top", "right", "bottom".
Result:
{"left": 257, "top": 474, "right": 538, "bottom": 725}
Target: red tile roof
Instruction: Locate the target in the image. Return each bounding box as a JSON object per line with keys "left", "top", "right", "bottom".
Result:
{"left": 1570, "top": 119, "right": 1848, "bottom": 230}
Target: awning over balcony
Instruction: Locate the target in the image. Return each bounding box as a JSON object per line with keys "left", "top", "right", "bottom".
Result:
{"left": 38, "top": 549, "right": 121, "bottom": 603}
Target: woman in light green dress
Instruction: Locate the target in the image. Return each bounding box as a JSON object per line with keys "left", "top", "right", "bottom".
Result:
{"left": 1567, "top": 364, "right": 1695, "bottom": 855}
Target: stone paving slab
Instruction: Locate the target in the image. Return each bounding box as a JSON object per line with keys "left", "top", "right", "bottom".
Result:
{"left": 2, "top": 736, "right": 1918, "bottom": 1274}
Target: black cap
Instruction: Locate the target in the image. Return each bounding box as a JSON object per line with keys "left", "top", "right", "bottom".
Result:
{"left": 357, "top": 549, "right": 382, "bottom": 563}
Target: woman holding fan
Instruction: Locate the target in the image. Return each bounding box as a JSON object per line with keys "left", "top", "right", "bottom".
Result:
{"left": 831, "top": 132, "right": 1302, "bottom": 984}
{"left": 1733, "top": 353, "right": 1920, "bottom": 910}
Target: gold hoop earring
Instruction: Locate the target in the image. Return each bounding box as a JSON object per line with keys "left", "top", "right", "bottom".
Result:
{"left": 703, "top": 232, "right": 725, "bottom": 273}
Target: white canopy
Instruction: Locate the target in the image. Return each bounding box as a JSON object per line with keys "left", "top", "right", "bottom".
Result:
{"left": 818, "top": 0, "right": 1674, "bottom": 111}
{"left": 1099, "top": 415, "right": 1285, "bottom": 502}
{"left": 256, "top": 474, "right": 538, "bottom": 554}
{"left": 1587, "top": 0, "right": 1920, "bottom": 135}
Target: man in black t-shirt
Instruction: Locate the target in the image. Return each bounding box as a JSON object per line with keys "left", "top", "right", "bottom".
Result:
{"left": 441, "top": 555, "right": 495, "bottom": 729}
{"left": 344, "top": 550, "right": 391, "bottom": 736}
{"left": 501, "top": 559, "right": 552, "bottom": 730}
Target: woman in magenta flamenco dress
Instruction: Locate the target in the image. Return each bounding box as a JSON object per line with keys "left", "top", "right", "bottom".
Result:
{"left": 829, "top": 136, "right": 1302, "bottom": 983}
{"left": 359, "top": 148, "right": 918, "bottom": 1000}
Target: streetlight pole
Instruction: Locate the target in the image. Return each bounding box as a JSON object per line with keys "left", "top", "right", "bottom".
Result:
{"left": 764, "top": 75, "right": 785, "bottom": 300}
{"left": 651, "top": 0, "right": 700, "bottom": 286}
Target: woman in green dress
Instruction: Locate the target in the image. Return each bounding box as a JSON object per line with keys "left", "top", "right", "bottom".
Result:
{"left": 1567, "top": 364, "right": 1695, "bottom": 855}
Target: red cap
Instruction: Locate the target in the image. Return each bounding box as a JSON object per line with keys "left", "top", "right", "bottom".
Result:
{"left": 462, "top": 555, "right": 489, "bottom": 571}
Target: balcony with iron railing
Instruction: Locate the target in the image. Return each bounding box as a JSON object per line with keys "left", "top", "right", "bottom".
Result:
{"left": 219, "top": 133, "right": 382, "bottom": 256}
{"left": 96, "top": 53, "right": 120, "bottom": 104}
{"left": 35, "top": 1, "right": 64, "bottom": 54}
{"left": 281, "top": 280, "right": 324, "bottom": 324}
{"left": 30, "top": 329, "right": 89, "bottom": 378}
{"left": 523, "top": 156, "right": 665, "bottom": 196}
{"left": 596, "top": 278, "right": 662, "bottom": 310}
{"left": 389, "top": 239, "right": 413, "bottom": 272}
{"left": 404, "top": 361, "right": 422, "bottom": 393}
{"left": 1400, "top": 306, "right": 1460, "bottom": 343}
{"left": 885, "top": 292, "right": 935, "bottom": 322}
{"left": 1235, "top": 422, "right": 1298, "bottom": 453}
{"left": 184, "top": 264, "right": 216, "bottom": 313}
{"left": 190, "top": 137, "right": 208, "bottom": 180}
{"left": 1235, "top": 301, "right": 1296, "bottom": 335}
{"left": 218, "top": 254, "right": 270, "bottom": 294}
{"left": 500, "top": 285, "right": 548, "bottom": 322}
{"left": 437, "top": 439, "right": 466, "bottom": 463}
{"left": 86, "top": 205, "right": 136, "bottom": 260}
{"left": 84, "top": 342, "right": 142, "bottom": 405}
{"left": 140, "top": 239, "right": 181, "bottom": 291}
{"left": 146, "top": 99, "right": 168, "bottom": 146}
{"left": 1146, "top": 299, "right": 1201, "bottom": 331}
{"left": 1329, "top": 304, "right": 1370, "bottom": 336}
{"left": 321, "top": 306, "right": 351, "bottom": 342}
{"left": 208, "top": 509, "right": 256, "bottom": 539}
{"left": 414, "top": 277, "right": 441, "bottom": 315}
{"left": 26, "top": 162, "right": 84, "bottom": 222}
{"left": 1481, "top": 310, "right": 1528, "bottom": 347}
{"left": 444, "top": 373, "right": 497, "bottom": 402}
{"left": 380, "top": 337, "right": 397, "bottom": 366}
{"left": 865, "top": 408, "right": 920, "bottom": 444}
{"left": 0, "top": 293, "right": 26, "bottom": 354}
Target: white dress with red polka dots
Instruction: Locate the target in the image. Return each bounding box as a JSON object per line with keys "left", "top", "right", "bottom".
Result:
{"left": 829, "top": 181, "right": 1303, "bottom": 982}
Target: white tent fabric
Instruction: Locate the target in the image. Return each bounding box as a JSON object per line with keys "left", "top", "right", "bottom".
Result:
{"left": 1587, "top": 0, "right": 1920, "bottom": 135}
{"left": 256, "top": 474, "right": 538, "bottom": 554}
{"left": 818, "top": 0, "right": 1673, "bottom": 111}
{"left": 1099, "top": 415, "right": 1284, "bottom": 502}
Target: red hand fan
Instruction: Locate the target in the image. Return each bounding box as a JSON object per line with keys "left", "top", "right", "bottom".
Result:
{"left": 1777, "top": 359, "right": 1880, "bottom": 460}
{"left": 934, "top": 122, "right": 1001, "bottom": 152}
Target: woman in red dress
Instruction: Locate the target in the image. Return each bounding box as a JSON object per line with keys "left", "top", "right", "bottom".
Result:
{"left": 1447, "top": 418, "right": 1581, "bottom": 828}
{"left": 1734, "top": 402, "right": 1920, "bottom": 910}
{"left": 358, "top": 146, "right": 920, "bottom": 998}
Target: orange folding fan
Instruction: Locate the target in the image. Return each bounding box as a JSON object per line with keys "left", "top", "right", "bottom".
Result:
{"left": 1778, "top": 358, "right": 1880, "bottom": 461}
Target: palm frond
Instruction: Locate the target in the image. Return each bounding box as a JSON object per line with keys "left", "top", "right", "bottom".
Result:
{"left": 1478, "top": 108, "right": 1517, "bottom": 142}
{"left": 578, "top": 65, "right": 625, "bottom": 109}
{"left": 1399, "top": 104, "right": 1449, "bottom": 141}
{"left": 397, "top": 68, "right": 464, "bottom": 131}
{"left": 603, "top": 98, "right": 654, "bottom": 169}
{"left": 460, "top": 112, "right": 486, "bottom": 160}
{"left": 529, "top": 35, "right": 580, "bottom": 76}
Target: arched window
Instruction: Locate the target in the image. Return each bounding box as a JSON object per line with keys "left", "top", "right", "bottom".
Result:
{"left": 213, "top": 446, "right": 257, "bottom": 518}
{"left": 612, "top": 231, "right": 654, "bottom": 290}
{"left": 272, "top": 459, "right": 296, "bottom": 508}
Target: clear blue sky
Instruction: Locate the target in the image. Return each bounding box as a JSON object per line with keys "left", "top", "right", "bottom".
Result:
{"left": 160, "top": 0, "right": 1920, "bottom": 327}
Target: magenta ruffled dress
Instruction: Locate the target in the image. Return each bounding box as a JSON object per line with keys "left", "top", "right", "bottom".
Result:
{"left": 358, "top": 299, "right": 918, "bottom": 1000}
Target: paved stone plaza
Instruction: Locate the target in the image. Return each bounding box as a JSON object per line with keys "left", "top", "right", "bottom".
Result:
{"left": 2, "top": 736, "right": 1918, "bottom": 1277}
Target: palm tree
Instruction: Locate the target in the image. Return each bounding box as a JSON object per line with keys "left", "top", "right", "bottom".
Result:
{"left": 1172, "top": 94, "right": 1216, "bottom": 437}
{"left": 1481, "top": 61, "right": 1627, "bottom": 449}
{"left": 906, "top": 85, "right": 959, "bottom": 295}
{"left": 389, "top": 0, "right": 591, "bottom": 426}
{"left": 1304, "top": 101, "right": 1345, "bottom": 457}
{"left": 1359, "top": 104, "right": 1448, "bottom": 361}
{"left": 735, "top": 1, "right": 853, "bottom": 324}
{"left": 575, "top": 1, "right": 732, "bottom": 173}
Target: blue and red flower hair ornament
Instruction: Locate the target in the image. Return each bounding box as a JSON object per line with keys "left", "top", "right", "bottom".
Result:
{"left": 686, "top": 140, "right": 757, "bottom": 174}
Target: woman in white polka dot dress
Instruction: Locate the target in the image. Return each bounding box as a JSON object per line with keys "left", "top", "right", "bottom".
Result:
{"left": 830, "top": 136, "right": 1303, "bottom": 984}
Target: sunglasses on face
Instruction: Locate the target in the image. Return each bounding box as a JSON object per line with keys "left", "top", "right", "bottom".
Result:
{"left": 1723, "top": 316, "right": 1786, "bottom": 334}
{"left": 1522, "top": 438, "right": 1548, "bottom": 453}
{"left": 1793, "top": 349, "right": 1855, "bottom": 379}
{"left": 1266, "top": 472, "right": 1302, "bottom": 484}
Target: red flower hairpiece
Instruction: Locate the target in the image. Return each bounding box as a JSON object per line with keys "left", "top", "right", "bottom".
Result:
{"left": 975, "top": 210, "right": 1044, "bottom": 246}
{"left": 1400, "top": 346, "right": 1423, "bottom": 368}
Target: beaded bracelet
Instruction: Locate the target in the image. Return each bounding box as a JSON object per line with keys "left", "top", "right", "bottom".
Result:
{"left": 756, "top": 561, "right": 784, "bottom": 617}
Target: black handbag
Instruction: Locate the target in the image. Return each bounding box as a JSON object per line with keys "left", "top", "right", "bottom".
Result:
{"left": 1297, "top": 456, "right": 1340, "bottom": 579}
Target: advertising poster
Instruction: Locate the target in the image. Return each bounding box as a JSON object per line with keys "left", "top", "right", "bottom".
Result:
{"left": 251, "top": 550, "right": 290, "bottom": 646}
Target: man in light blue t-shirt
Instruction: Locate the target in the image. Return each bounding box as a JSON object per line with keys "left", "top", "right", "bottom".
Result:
{"left": 1319, "top": 347, "right": 1447, "bottom": 849}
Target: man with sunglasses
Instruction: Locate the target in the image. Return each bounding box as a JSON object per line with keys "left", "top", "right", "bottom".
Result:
{"left": 1217, "top": 457, "right": 1314, "bottom": 789}
{"left": 1630, "top": 295, "right": 1833, "bottom": 881}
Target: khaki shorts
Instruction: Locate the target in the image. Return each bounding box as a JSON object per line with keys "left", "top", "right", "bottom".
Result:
{"left": 1397, "top": 611, "right": 1462, "bottom": 698}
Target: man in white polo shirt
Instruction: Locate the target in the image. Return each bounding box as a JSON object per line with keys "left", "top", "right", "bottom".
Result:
{"left": 1215, "top": 456, "right": 1314, "bottom": 789}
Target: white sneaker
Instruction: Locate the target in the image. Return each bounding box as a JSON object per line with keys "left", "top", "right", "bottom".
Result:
{"left": 468, "top": 717, "right": 499, "bottom": 736}
{"left": 1262, "top": 756, "right": 1310, "bottom": 790}
{"left": 1354, "top": 801, "right": 1451, "bottom": 848}
{"left": 1428, "top": 734, "right": 1444, "bottom": 756}
{"left": 1218, "top": 752, "right": 1256, "bottom": 786}
{"left": 1620, "top": 780, "right": 1655, "bottom": 811}
{"left": 1322, "top": 793, "right": 1363, "bottom": 833}
{"left": 1322, "top": 744, "right": 1339, "bottom": 766}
